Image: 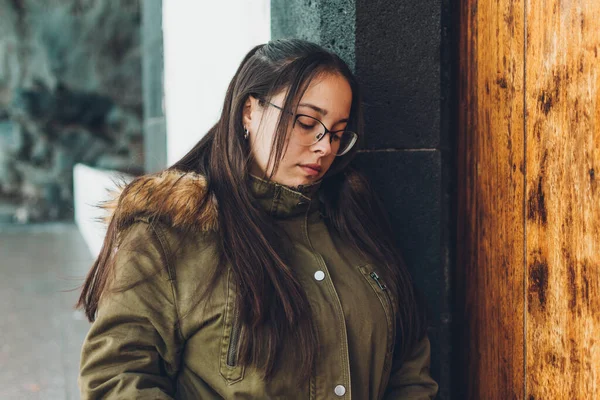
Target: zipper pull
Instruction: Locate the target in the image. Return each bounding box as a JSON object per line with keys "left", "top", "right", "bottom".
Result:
{"left": 370, "top": 272, "right": 387, "bottom": 291}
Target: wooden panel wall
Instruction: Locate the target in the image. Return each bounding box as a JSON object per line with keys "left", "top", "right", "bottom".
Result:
{"left": 456, "top": 0, "right": 526, "bottom": 398}
{"left": 458, "top": 0, "right": 599, "bottom": 398}
{"left": 525, "top": 0, "right": 600, "bottom": 397}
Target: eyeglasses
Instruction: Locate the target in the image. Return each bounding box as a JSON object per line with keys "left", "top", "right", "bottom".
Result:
{"left": 260, "top": 99, "right": 358, "bottom": 156}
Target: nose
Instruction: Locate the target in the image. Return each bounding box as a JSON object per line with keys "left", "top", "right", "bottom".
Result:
{"left": 311, "top": 132, "right": 333, "bottom": 156}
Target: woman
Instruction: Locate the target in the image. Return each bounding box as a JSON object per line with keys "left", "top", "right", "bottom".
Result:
{"left": 77, "top": 38, "right": 439, "bottom": 399}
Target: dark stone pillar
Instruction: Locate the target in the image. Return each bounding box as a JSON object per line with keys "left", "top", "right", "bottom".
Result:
{"left": 272, "top": 0, "right": 356, "bottom": 70}
{"left": 141, "top": 0, "right": 167, "bottom": 173}
{"left": 272, "top": 1, "right": 455, "bottom": 398}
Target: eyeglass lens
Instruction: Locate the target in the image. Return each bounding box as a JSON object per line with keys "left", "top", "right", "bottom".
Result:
{"left": 293, "top": 115, "right": 356, "bottom": 155}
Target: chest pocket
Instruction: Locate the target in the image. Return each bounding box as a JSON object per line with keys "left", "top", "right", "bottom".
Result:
{"left": 357, "top": 265, "right": 397, "bottom": 378}
{"left": 219, "top": 268, "right": 245, "bottom": 384}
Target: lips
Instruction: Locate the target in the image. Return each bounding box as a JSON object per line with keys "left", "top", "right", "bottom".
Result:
{"left": 299, "top": 164, "right": 322, "bottom": 177}
{"left": 300, "top": 164, "right": 322, "bottom": 172}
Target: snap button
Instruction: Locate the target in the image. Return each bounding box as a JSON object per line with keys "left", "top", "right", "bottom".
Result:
{"left": 314, "top": 270, "right": 325, "bottom": 281}
{"left": 334, "top": 384, "right": 346, "bottom": 396}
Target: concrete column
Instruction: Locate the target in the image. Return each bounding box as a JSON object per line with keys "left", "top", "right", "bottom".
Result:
{"left": 272, "top": 1, "right": 454, "bottom": 398}
{"left": 141, "top": 0, "right": 167, "bottom": 173}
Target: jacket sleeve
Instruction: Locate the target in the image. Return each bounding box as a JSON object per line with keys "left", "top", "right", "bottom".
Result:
{"left": 79, "top": 222, "right": 182, "bottom": 400}
{"left": 383, "top": 334, "right": 439, "bottom": 400}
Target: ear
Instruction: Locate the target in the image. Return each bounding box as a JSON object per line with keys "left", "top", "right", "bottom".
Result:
{"left": 243, "top": 95, "right": 258, "bottom": 128}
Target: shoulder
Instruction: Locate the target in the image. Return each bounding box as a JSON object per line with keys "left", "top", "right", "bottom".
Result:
{"left": 98, "top": 169, "right": 222, "bottom": 285}
{"left": 108, "top": 216, "right": 220, "bottom": 290}
{"left": 101, "top": 169, "right": 219, "bottom": 234}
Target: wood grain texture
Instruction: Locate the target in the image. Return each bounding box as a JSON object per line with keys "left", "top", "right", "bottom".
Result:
{"left": 456, "top": 0, "right": 526, "bottom": 398}
{"left": 525, "top": 0, "right": 600, "bottom": 397}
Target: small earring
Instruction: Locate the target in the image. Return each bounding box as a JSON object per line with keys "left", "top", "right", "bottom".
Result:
{"left": 243, "top": 126, "right": 249, "bottom": 139}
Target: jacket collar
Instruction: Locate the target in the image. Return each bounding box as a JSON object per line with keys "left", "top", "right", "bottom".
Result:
{"left": 100, "top": 170, "right": 219, "bottom": 232}
{"left": 248, "top": 174, "right": 323, "bottom": 219}
{"left": 100, "top": 169, "right": 324, "bottom": 233}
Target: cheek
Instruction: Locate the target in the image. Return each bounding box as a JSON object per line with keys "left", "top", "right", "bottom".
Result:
{"left": 249, "top": 137, "right": 271, "bottom": 171}
{"left": 251, "top": 124, "right": 277, "bottom": 163}
{"left": 281, "top": 142, "right": 309, "bottom": 166}
{"left": 323, "top": 154, "right": 336, "bottom": 170}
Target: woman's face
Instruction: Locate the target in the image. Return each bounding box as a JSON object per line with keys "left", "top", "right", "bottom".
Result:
{"left": 243, "top": 72, "right": 353, "bottom": 188}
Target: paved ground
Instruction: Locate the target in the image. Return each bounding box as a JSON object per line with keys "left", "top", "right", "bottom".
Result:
{"left": 0, "top": 223, "right": 93, "bottom": 400}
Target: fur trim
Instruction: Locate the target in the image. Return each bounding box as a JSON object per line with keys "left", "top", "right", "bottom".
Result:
{"left": 98, "top": 169, "right": 218, "bottom": 232}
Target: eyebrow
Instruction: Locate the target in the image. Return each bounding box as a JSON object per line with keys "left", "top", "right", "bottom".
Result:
{"left": 298, "top": 102, "right": 349, "bottom": 124}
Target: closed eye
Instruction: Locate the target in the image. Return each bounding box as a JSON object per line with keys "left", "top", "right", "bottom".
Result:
{"left": 298, "top": 121, "right": 316, "bottom": 129}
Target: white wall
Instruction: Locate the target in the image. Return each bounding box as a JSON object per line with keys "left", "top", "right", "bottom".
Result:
{"left": 73, "top": 164, "right": 134, "bottom": 257}
{"left": 163, "top": 1, "right": 271, "bottom": 165}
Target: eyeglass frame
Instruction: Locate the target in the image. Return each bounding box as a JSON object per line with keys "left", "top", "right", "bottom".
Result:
{"left": 258, "top": 98, "right": 358, "bottom": 156}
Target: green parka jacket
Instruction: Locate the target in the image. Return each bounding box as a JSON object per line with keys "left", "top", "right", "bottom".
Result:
{"left": 79, "top": 169, "right": 438, "bottom": 399}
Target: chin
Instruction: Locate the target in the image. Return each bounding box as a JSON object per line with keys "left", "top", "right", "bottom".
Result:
{"left": 281, "top": 176, "right": 313, "bottom": 188}
{"left": 302, "top": 178, "right": 323, "bottom": 188}
{"left": 274, "top": 168, "right": 322, "bottom": 187}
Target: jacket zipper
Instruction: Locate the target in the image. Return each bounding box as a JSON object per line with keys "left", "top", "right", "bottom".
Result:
{"left": 226, "top": 306, "right": 242, "bottom": 367}
{"left": 370, "top": 272, "right": 387, "bottom": 291}
{"left": 369, "top": 271, "right": 395, "bottom": 359}
{"left": 367, "top": 270, "right": 395, "bottom": 400}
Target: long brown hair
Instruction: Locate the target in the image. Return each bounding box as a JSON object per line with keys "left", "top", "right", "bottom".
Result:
{"left": 76, "top": 38, "right": 426, "bottom": 383}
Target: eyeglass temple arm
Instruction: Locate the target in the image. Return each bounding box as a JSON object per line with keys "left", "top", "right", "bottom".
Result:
{"left": 262, "top": 99, "right": 295, "bottom": 116}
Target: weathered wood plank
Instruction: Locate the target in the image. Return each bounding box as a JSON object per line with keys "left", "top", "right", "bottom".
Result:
{"left": 525, "top": 0, "right": 600, "bottom": 397}
{"left": 456, "top": 0, "right": 526, "bottom": 398}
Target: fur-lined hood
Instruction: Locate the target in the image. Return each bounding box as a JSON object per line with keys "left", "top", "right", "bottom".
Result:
{"left": 99, "top": 169, "right": 219, "bottom": 232}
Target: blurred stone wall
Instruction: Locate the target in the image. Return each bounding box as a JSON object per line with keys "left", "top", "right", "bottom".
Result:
{"left": 0, "top": 0, "right": 142, "bottom": 223}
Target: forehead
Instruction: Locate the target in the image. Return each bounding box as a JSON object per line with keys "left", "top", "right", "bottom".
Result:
{"left": 298, "top": 73, "right": 352, "bottom": 113}
{"left": 271, "top": 72, "right": 353, "bottom": 116}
